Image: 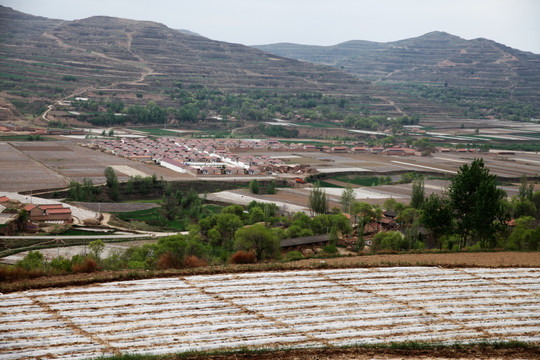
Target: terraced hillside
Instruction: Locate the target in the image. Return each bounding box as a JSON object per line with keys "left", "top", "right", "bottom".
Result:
{"left": 1, "top": 6, "right": 398, "bottom": 118}
{"left": 255, "top": 32, "right": 540, "bottom": 120}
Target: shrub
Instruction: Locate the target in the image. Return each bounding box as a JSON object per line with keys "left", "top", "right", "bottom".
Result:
{"left": 249, "top": 179, "right": 259, "bottom": 194}
{"left": 0, "top": 265, "right": 43, "bottom": 281}
{"left": 371, "top": 231, "right": 406, "bottom": 253}
{"left": 17, "top": 251, "right": 46, "bottom": 271}
{"left": 157, "top": 252, "right": 176, "bottom": 269}
{"left": 72, "top": 257, "right": 97, "bottom": 273}
{"left": 234, "top": 223, "right": 280, "bottom": 261}
{"left": 127, "top": 260, "right": 147, "bottom": 270}
{"left": 184, "top": 255, "right": 207, "bottom": 268}
{"left": 50, "top": 256, "right": 72, "bottom": 273}
{"left": 284, "top": 251, "right": 304, "bottom": 262}
{"left": 230, "top": 250, "right": 256, "bottom": 264}
{"left": 322, "top": 244, "right": 338, "bottom": 254}
{"left": 101, "top": 253, "right": 124, "bottom": 271}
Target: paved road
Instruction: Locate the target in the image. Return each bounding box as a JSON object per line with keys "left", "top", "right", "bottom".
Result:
{"left": 0, "top": 232, "right": 178, "bottom": 240}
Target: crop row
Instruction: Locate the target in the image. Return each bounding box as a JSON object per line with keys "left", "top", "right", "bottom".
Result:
{"left": 1, "top": 267, "right": 539, "bottom": 359}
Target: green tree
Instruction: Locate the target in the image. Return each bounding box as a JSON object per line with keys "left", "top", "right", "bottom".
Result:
{"left": 420, "top": 194, "right": 453, "bottom": 249}
{"left": 396, "top": 207, "right": 418, "bottom": 227}
{"left": 506, "top": 216, "right": 539, "bottom": 251}
{"left": 518, "top": 174, "right": 534, "bottom": 200}
{"left": 234, "top": 224, "right": 280, "bottom": 260}
{"left": 68, "top": 178, "right": 97, "bottom": 201}
{"left": 249, "top": 206, "right": 264, "bottom": 224}
{"left": 328, "top": 226, "right": 339, "bottom": 245}
{"left": 350, "top": 201, "right": 373, "bottom": 249}
{"left": 448, "top": 158, "right": 508, "bottom": 248}
{"left": 88, "top": 240, "right": 105, "bottom": 261}
{"left": 511, "top": 197, "right": 537, "bottom": 219}
{"left": 410, "top": 178, "right": 425, "bottom": 209}
{"left": 308, "top": 181, "right": 328, "bottom": 215}
{"left": 249, "top": 179, "right": 260, "bottom": 194}
{"left": 371, "top": 231, "right": 405, "bottom": 253}
{"left": 413, "top": 137, "right": 435, "bottom": 153}
{"left": 216, "top": 213, "right": 243, "bottom": 247}
{"left": 17, "top": 251, "right": 45, "bottom": 271}
{"left": 207, "top": 227, "right": 222, "bottom": 247}
{"left": 340, "top": 183, "right": 355, "bottom": 214}
{"left": 161, "top": 193, "right": 180, "bottom": 220}
{"left": 108, "top": 129, "right": 114, "bottom": 137}
{"left": 383, "top": 198, "right": 405, "bottom": 213}
{"left": 104, "top": 166, "right": 119, "bottom": 201}
{"left": 267, "top": 180, "right": 277, "bottom": 195}
{"left": 532, "top": 191, "right": 540, "bottom": 214}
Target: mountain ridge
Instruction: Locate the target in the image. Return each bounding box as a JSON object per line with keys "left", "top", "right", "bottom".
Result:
{"left": 0, "top": 5, "right": 538, "bottom": 121}
{"left": 254, "top": 31, "right": 540, "bottom": 119}
{"left": 2, "top": 5, "right": 391, "bottom": 119}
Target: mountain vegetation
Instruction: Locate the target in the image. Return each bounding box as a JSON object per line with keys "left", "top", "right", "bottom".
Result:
{"left": 255, "top": 31, "right": 540, "bottom": 120}
{"left": 3, "top": 6, "right": 538, "bottom": 126}
{"left": 1, "top": 5, "right": 396, "bottom": 121}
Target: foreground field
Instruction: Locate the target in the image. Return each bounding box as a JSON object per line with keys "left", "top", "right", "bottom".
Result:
{"left": 1, "top": 266, "right": 539, "bottom": 359}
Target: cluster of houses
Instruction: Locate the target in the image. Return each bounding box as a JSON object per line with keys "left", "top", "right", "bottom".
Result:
{"left": 281, "top": 209, "right": 403, "bottom": 252}
{"left": 0, "top": 195, "right": 72, "bottom": 230}
{"left": 85, "top": 138, "right": 316, "bottom": 176}
{"left": 82, "top": 136, "right": 487, "bottom": 177}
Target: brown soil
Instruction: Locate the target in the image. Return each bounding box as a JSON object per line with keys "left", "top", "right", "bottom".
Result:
{"left": 295, "top": 251, "right": 540, "bottom": 268}
{"left": 178, "top": 346, "right": 540, "bottom": 360}
{"left": 2, "top": 252, "right": 539, "bottom": 294}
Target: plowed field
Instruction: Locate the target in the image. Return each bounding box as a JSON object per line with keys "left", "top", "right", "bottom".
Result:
{"left": 1, "top": 267, "right": 539, "bottom": 359}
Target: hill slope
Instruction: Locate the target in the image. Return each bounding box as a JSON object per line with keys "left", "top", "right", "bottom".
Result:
{"left": 255, "top": 32, "right": 540, "bottom": 119}
{"left": 1, "top": 6, "right": 395, "bottom": 118}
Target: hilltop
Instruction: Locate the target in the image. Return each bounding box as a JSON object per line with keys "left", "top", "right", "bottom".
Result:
{"left": 255, "top": 31, "right": 540, "bottom": 120}
{"left": 1, "top": 6, "right": 399, "bottom": 119}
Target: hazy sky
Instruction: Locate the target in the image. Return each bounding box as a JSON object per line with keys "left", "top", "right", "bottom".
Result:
{"left": 2, "top": 0, "right": 539, "bottom": 54}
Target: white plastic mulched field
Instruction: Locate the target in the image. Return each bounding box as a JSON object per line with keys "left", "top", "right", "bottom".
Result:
{"left": 1, "top": 267, "right": 539, "bottom": 359}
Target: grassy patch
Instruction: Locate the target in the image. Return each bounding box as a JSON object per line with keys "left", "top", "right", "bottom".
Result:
{"left": 131, "top": 128, "right": 180, "bottom": 137}
{"left": 202, "top": 204, "right": 223, "bottom": 214}
{"left": 318, "top": 180, "right": 343, "bottom": 188}
{"left": 113, "top": 208, "right": 185, "bottom": 231}
{"left": 330, "top": 174, "right": 381, "bottom": 186}
{"left": 0, "top": 135, "right": 53, "bottom": 141}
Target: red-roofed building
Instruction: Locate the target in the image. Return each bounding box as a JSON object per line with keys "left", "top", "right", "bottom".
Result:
{"left": 38, "top": 204, "right": 64, "bottom": 209}
{"left": 25, "top": 204, "right": 72, "bottom": 223}
{"left": 0, "top": 196, "right": 10, "bottom": 204}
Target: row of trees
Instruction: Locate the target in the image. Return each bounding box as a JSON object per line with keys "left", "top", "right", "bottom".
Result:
{"left": 68, "top": 170, "right": 160, "bottom": 202}
{"left": 72, "top": 82, "right": 423, "bottom": 128}
{"left": 421, "top": 159, "right": 507, "bottom": 248}
{"left": 333, "top": 159, "right": 539, "bottom": 252}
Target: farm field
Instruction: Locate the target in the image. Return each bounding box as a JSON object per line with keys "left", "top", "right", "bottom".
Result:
{"left": 0, "top": 141, "right": 182, "bottom": 192}
{"left": 1, "top": 267, "right": 539, "bottom": 359}
{"left": 1, "top": 138, "right": 540, "bottom": 193}
{"left": 0, "top": 142, "right": 67, "bottom": 192}
{"left": 207, "top": 179, "right": 465, "bottom": 211}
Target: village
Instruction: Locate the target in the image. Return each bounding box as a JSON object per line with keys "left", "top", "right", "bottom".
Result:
{"left": 81, "top": 136, "right": 487, "bottom": 178}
